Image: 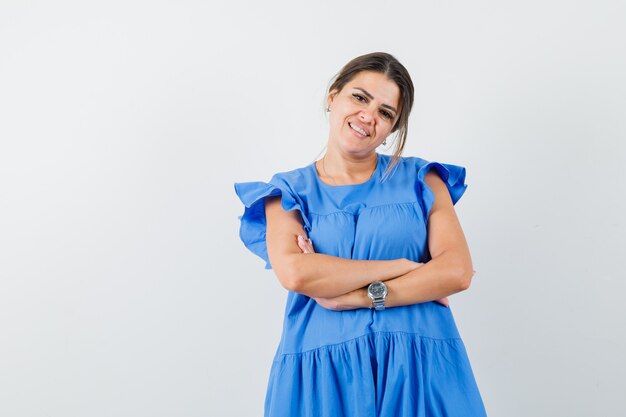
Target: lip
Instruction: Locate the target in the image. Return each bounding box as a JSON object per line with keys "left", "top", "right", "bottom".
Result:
{"left": 348, "top": 121, "right": 371, "bottom": 138}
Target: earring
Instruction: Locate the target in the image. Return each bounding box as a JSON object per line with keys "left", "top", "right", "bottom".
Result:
{"left": 326, "top": 106, "right": 331, "bottom": 112}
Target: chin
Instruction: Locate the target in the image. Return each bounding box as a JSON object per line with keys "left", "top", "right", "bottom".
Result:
{"left": 338, "top": 143, "right": 374, "bottom": 157}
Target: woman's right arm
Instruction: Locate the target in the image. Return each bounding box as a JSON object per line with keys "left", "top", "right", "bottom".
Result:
{"left": 265, "top": 195, "right": 419, "bottom": 299}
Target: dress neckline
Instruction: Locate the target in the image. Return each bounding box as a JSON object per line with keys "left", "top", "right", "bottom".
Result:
{"left": 311, "top": 153, "right": 381, "bottom": 188}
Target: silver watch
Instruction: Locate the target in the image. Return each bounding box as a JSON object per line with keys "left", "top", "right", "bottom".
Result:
{"left": 367, "top": 281, "right": 388, "bottom": 311}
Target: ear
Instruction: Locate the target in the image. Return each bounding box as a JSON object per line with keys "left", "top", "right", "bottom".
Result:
{"left": 327, "top": 89, "right": 339, "bottom": 108}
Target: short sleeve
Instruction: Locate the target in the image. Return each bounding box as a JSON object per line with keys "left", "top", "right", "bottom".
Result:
{"left": 416, "top": 160, "right": 468, "bottom": 222}
{"left": 234, "top": 177, "right": 311, "bottom": 270}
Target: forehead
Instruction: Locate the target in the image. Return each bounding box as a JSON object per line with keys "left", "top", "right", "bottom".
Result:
{"left": 345, "top": 71, "right": 401, "bottom": 108}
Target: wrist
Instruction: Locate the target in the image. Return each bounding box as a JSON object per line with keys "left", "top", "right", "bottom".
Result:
{"left": 367, "top": 281, "right": 388, "bottom": 310}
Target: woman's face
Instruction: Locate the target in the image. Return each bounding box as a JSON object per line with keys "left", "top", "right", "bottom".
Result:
{"left": 327, "top": 71, "right": 401, "bottom": 158}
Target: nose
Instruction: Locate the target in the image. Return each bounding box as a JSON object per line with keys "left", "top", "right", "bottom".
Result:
{"left": 359, "top": 108, "right": 374, "bottom": 123}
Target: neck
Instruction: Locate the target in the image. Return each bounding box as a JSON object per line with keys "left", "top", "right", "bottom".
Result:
{"left": 318, "top": 147, "right": 378, "bottom": 185}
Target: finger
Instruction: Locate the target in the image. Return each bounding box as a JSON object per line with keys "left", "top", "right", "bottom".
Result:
{"left": 297, "top": 235, "right": 310, "bottom": 253}
{"left": 297, "top": 238, "right": 308, "bottom": 253}
{"left": 298, "top": 235, "right": 315, "bottom": 253}
{"left": 435, "top": 297, "right": 449, "bottom": 307}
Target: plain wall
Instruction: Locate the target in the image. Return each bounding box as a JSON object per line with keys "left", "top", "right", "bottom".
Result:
{"left": 1, "top": 1, "right": 624, "bottom": 416}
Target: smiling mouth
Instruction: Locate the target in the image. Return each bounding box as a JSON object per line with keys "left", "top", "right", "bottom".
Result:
{"left": 349, "top": 122, "right": 369, "bottom": 137}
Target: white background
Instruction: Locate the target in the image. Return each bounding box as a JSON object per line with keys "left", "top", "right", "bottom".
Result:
{"left": 1, "top": 1, "right": 625, "bottom": 416}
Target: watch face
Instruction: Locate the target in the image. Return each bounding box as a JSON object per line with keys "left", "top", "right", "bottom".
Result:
{"left": 369, "top": 282, "right": 387, "bottom": 298}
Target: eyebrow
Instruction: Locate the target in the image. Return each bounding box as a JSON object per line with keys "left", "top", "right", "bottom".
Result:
{"left": 354, "top": 87, "right": 398, "bottom": 113}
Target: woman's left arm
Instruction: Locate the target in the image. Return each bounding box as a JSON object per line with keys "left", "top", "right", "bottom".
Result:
{"left": 383, "top": 169, "right": 475, "bottom": 307}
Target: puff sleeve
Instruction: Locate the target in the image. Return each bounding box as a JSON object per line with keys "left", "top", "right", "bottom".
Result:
{"left": 234, "top": 176, "right": 311, "bottom": 270}
{"left": 416, "top": 159, "right": 468, "bottom": 222}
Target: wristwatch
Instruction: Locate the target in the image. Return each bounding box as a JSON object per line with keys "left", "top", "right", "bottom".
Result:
{"left": 367, "top": 281, "right": 388, "bottom": 311}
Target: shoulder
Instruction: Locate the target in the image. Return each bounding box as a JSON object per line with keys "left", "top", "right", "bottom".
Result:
{"left": 377, "top": 154, "right": 441, "bottom": 183}
{"left": 377, "top": 153, "right": 421, "bottom": 180}
{"left": 411, "top": 155, "right": 468, "bottom": 206}
{"left": 409, "top": 155, "right": 467, "bottom": 184}
{"left": 268, "top": 163, "right": 312, "bottom": 194}
{"left": 401, "top": 155, "right": 433, "bottom": 170}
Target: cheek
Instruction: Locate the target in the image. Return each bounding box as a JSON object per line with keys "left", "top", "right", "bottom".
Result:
{"left": 330, "top": 114, "right": 343, "bottom": 128}
{"left": 330, "top": 110, "right": 349, "bottom": 127}
{"left": 379, "top": 122, "right": 394, "bottom": 135}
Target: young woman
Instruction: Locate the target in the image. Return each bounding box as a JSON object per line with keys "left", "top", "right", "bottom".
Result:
{"left": 234, "top": 52, "right": 487, "bottom": 417}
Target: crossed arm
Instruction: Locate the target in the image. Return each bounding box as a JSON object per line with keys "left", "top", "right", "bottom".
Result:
{"left": 265, "top": 171, "right": 475, "bottom": 311}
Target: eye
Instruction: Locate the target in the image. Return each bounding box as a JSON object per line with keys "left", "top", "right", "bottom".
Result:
{"left": 380, "top": 110, "right": 393, "bottom": 120}
{"left": 352, "top": 92, "right": 394, "bottom": 120}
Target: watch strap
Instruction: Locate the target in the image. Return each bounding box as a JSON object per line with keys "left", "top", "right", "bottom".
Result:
{"left": 372, "top": 298, "right": 385, "bottom": 311}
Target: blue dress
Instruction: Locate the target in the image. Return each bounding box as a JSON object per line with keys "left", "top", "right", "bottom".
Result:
{"left": 234, "top": 153, "right": 487, "bottom": 417}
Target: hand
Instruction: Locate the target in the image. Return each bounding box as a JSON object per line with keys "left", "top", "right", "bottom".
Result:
{"left": 297, "top": 234, "right": 314, "bottom": 254}
{"left": 436, "top": 296, "right": 450, "bottom": 308}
